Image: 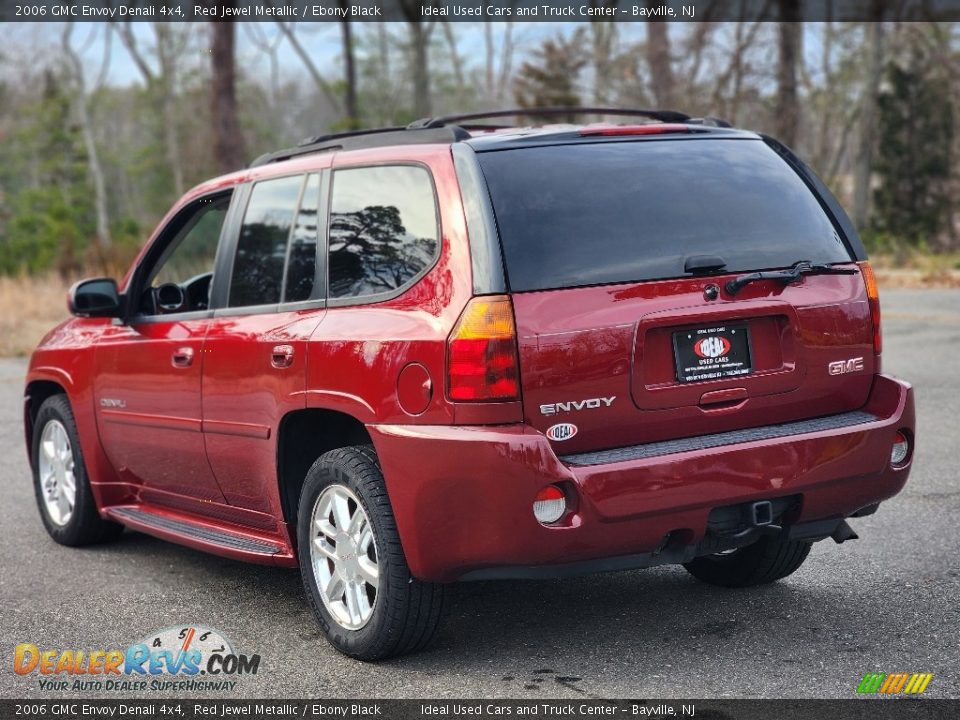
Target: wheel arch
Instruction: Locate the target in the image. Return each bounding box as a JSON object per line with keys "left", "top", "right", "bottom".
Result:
{"left": 276, "top": 407, "right": 373, "bottom": 531}
{"left": 24, "top": 377, "right": 71, "bottom": 468}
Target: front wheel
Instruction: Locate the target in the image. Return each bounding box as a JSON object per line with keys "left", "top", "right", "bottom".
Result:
{"left": 297, "top": 445, "right": 446, "bottom": 660}
{"left": 683, "top": 535, "right": 813, "bottom": 588}
{"left": 31, "top": 394, "right": 123, "bottom": 546}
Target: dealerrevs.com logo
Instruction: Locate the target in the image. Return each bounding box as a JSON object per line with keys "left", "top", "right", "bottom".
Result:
{"left": 13, "top": 625, "right": 260, "bottom": 693}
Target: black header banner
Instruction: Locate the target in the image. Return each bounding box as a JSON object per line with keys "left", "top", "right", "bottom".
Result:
{"left": 2, "top": 699, "right": 959, "bottom": 720}
{"left": 2, "top": 0, "right": 960, "bottom": 23}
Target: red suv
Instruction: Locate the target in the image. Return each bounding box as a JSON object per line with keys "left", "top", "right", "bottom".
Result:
{"left": 25, "top": 109, "right": 915, "bottom": 660}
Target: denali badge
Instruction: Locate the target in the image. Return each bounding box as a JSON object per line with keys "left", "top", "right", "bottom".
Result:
{"left": 99, "top": 398, "right": 126, "bottom": 408}
{"left": 540, "top": 396, "right": 616, "bottom": 416}
{"left": 828, "top": 357, "right": 864, "bottom": 375}
{"left": 546, "top": 423, "right": 578, "bottom": 442}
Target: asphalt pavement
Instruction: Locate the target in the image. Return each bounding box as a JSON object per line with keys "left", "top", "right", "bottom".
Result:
{"left": 1, "top": 289, "right": 957, "bottom": 700}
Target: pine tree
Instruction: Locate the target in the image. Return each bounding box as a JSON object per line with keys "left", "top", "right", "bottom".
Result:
{"left": 513, "top": 31, "right": 588, "bottom": 121}
{"left": 872, "top": 45, "right": 954, "bottom": 248}
{"left": 0, "top": 71, "right": 93, "bottom": 275}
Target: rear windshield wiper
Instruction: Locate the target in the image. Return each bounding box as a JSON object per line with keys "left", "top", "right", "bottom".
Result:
{"left": 725, "top": 260, "right": 858, "bottom": 296}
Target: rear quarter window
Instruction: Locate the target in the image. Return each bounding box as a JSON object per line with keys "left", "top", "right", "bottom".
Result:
{"left": 328, "top": 165, "right": 439, "bottom": 300}
{"left": 477, "top": 139, "right": 852, "bottom": 292}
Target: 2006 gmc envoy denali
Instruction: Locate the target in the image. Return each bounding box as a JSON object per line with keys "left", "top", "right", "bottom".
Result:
{"left": 24, "top": 108, "right": 915, "bottom": 660}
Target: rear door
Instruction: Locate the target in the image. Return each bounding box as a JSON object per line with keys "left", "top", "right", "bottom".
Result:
{"left": 476, "top": 137, "right": 874, "bottom": 455}
{"left": 201, "top": 172, "right": 328, "bottom": 517}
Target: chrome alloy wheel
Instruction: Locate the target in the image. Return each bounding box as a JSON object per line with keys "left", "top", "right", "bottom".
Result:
{"left": 38, "top": 420, "right": 76, "bottom": 527}
{"left": 310, "top": 484, "right": 380, "bottom": 630}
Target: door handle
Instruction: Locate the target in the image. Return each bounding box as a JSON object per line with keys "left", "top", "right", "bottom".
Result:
{"left": 172, "top": 347, "right": 194, "bottom": 368}
{"left": 271, "top": 345, "right": 295, "bottom": 369}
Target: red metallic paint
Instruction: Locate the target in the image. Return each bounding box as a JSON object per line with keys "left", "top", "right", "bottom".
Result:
{"left": 93, "top": 318, "right": 224, "bottom": 502}
{"left": 24, "top": 137, "right": 915, "bottom": 581}
{"left": 203, "top": 309, "right": 324, "bottom": 515}
{"left": 370, "top": 374, "right": 913, "bottom": 582}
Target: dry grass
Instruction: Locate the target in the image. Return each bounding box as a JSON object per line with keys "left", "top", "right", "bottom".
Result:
{"left": 0, "top": 274, "right": 72, "bottom": 357}
{"left": 0, "top": 262, "right": 957, "bottom": 358}
{"left": 870, "top": 252, "right": 960, "bottom": 289}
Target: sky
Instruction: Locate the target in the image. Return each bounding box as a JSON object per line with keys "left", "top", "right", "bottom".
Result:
{"left": 0, "top": 21, "right": 567, "bottom": 88}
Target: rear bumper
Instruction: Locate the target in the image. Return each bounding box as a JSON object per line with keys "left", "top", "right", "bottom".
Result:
{"left": 369, "top": 374, "right": 915, "bottom": 582}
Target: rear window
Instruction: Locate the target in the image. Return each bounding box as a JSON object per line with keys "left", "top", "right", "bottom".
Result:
{"left": 477, "top": 139, "right": 852, "bottom": 292}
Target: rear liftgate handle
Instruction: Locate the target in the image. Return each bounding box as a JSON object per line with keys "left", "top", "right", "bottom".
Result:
{"left": 698, "top": 387, "right": 748, "bottom": 413}
{"left": 271, "top": 344, "right": 295, "bottom": 369}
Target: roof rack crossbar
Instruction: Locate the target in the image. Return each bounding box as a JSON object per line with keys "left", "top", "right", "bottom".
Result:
{"left": 408, "top": 107, "right": 692, "bottom": 130}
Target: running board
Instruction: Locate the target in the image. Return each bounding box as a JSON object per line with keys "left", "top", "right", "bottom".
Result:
{"left": 108, "top": 506, "right": 283, "bottom": 556}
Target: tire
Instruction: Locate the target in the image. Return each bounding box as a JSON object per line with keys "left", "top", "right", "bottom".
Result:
{"left": 682, "top": 535, "right": 813, "bottom": 588}
{"left": 31, "top": 394, "right": 123, "bottom": 546}
{"left": 297, "top": 445, "right": 447, "bottom": 661}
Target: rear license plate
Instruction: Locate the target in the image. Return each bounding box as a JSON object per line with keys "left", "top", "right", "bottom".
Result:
{"left": 673, "top": 324, "right": 753, "bottom": 383}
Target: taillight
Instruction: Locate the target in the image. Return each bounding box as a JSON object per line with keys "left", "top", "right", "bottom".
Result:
{"left": 579, "top": 123, "right": 690, "bottom": 137}
{"left": 859, "top": 261, "right": 881, "bottom": 354}
{"left": 447, "top": 295, "right": 520, "bottom": 402}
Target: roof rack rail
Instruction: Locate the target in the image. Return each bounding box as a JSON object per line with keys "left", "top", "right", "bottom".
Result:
{"left": 249, "top": 107, "right": 708, "bottom": 168}
{"left": 296, "top": 125, "right": 406, "bottom": 147}
{"left": 687, "top": 116, "right": 733, "bottom": 128}
{"left": 407, "top": 107, "right": 692, "bottom": 130}
{"left": 249, "top": 125, "right": 471, "bottom": 168}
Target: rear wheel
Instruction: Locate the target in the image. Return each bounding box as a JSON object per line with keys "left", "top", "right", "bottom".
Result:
{"left": 297, "top": 445, "right": 446, "bottom": 660}
{"left": 683, "top": 535, "right": 812, "bottom": 587}
{"left": 31, "top": 395, "right": 123, "bottom": 546}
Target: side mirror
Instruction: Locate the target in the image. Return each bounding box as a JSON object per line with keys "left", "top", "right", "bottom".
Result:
{"left": 68, "top": 278, "right": 122, "bottom": 318}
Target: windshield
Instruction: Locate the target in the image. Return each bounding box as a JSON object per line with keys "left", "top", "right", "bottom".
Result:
{"left": 477, "top": 138, "right": 853, "bottom": 292}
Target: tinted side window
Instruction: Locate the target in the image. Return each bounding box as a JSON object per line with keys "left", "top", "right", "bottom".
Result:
{"left": 328, "top": 165, "right": 439, "bottom": 299}
{"left": 283, "top": 173, "right": 321, "bottom": 303}
{"left": 151, "top": 196, "right": 229, "bottom": 288}
{"left": 229, "top": 176, "right": 303, "bottom": 307}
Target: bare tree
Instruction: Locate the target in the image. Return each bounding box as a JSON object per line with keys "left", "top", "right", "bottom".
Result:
{"left": 708, "top": 3, "right": 771, "bottom": 124}
{"left": 244, "top": 23, "right": 283, "bottom": 107}
{"left": 275, "top": 21, "right": 344, "bottom": 115}
{"left": 646, "top": 11, "right": 675, "bottom": 107}
{"left": 113, "top": 22, "right": 191, "bottom": 196}
{"left": 210, "top": 17, "right": 247, "bottom": 173}
{"left": 339, "top": 3, "right": 359, "bottom": 127}
{"left": 775, "top": 0, "right": 803, "bottom": 147}
{"left": 853, "top": 9, "right": 886, "bottom": 229}
{"left": 484, "top": 21, "right": 515, "bottom": 106}
{"left": 442, "top": 22, "right": 467, "bottom": 104}
{"left": 61, "top": 24, "right": 112, "bottom": 252}
{"left": 589, "top": 2, "right": 619, "bottom": 106}
{"left": 398, "top": 1, "right": 435, "bottom": 117}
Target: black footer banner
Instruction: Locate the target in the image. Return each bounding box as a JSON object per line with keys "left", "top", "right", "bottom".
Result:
{"left": 2, "top": 699, "right": 958, "bottom": 720}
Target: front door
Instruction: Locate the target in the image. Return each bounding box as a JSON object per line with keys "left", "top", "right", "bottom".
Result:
{"left": 94, "top": 192, "right": 233, "bottom": 506}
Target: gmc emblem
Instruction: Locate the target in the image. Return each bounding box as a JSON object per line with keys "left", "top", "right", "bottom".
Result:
{"left": 828, "top": 357, "right": 864, "bottom": 375}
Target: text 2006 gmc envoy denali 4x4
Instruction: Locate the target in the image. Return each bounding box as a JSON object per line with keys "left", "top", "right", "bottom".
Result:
{"left": 25, "top": 108, "right": 915, "bottom": 660}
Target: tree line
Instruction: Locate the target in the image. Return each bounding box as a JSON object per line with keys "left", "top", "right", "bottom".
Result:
{"left": 0, "top": 17, "right": 956, "bottom": 278}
